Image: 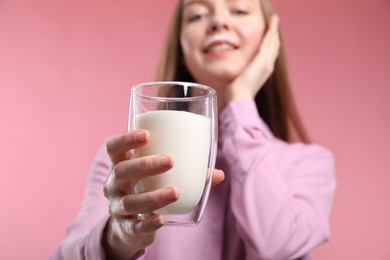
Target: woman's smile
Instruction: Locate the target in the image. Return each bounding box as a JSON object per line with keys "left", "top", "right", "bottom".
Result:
{"left": 180, "top": 0, "right": 266, "bottom": 87}
{"left": 203, "top": 34, "right": 239, "bottom": 56}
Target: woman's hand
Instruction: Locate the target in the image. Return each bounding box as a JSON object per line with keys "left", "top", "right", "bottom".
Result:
{"left": 224, "top": 14, "right": 281, "bottom": 103}
{"left": 102, "top": 129, "right": 224, "bottom": 259}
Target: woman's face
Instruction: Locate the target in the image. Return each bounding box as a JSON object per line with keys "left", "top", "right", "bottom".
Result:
{"left": 180, "top": 0, "right": 266, "bottom": 88}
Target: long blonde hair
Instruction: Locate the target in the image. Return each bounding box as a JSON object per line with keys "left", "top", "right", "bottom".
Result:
{"left": 156, "top": 0, "right": 309, "bottom": 143}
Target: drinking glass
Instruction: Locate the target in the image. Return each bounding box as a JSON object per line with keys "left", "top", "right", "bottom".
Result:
{"left": 128, "top": 81, "right": 217, "bottom": 226}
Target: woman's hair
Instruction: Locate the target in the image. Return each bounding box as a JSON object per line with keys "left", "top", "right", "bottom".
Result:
{"left": 155, "top": 0, "right": 310, "bottom": 143}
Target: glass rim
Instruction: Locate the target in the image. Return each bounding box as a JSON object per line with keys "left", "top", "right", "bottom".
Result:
{"left": 131, "top": 81, "right": 216, "bottom": 102}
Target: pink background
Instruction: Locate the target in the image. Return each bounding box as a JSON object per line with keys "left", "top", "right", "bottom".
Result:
{"left": 0, "top": 0, "right": 389, "bottom": 259}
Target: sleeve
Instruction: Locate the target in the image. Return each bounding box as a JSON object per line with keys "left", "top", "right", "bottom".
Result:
{"left": 219, "top": 100, "right": 336, "bottom": 260}
{"left": 48, "top": 143, "right": 146, "bottom": 260}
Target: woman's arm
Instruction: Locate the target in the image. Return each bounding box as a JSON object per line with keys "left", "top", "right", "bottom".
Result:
{"left": 49, "top": 143, "right": 115, "bottom": 259}
{"left": 220, "top": 100, "right": 336, "bottom": 259}
{"left": 49, "top": 136, "right": 225, "bottom": 260}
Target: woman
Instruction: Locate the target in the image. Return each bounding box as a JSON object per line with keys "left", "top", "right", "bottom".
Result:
{"left": 50, "top": 0, "right": 336, "bottom": 259}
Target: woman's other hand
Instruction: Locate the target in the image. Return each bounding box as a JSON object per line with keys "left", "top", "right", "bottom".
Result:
{"left": 225, "top": 14, "right": 280, "bottom": 103}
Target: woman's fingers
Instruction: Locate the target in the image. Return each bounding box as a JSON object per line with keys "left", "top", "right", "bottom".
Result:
{"left": 110, "top": 215, "right": 163, "bottom": 248}
{"left": 243, "top": 14, "right": 279, "bottom": 95}
{"left": 109, "top": 169, "right": 222, "bottom": 217}
{"left": 104, "top": 154, "right": 174, "bottom": 197}
{"left": 130, "top": 214, "right": 165, "bottom": 237}
{"left": 211, "top": 169, "right": 225, "bottom": 187}
{"left": 253, "top": 14, "right": 280, "bottom": 76}
{"left": 106, "top": 130, "right": 150, "bottom": 165}
{"left": 110, "top": 186, "right": 179, "bottom": 217}
{"left": 261, "top": 15, "right": 280, "bottom": 53}
{"left": 114, "top": 154, "right": 174, "bottom": 182}
{"left": 225, "top": 14, "right": 281, "bottom": 101}
{"left": 261, "top": 15, "right": 280, "bottom": 68}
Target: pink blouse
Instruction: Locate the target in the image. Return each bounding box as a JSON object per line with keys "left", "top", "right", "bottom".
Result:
{"left": 50, "top": 99, "right": 336, "bottom": 260}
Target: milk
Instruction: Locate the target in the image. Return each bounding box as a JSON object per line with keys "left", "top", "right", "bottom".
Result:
{"left": 134, "top": 110, "right": 211, "bottom": 215}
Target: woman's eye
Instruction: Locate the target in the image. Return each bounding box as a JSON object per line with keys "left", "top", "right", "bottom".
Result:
{"left": 233, "top": 9, "right": 249, "bottom": 15}
{"left": 187, "top": 13, "right": 208, "bottom": 23}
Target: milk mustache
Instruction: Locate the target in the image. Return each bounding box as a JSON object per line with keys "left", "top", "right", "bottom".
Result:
{"left": 134, "top": 110, "right": 211, "bottom": 215}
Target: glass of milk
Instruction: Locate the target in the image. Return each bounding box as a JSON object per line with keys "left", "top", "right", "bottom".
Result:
{"left": 128, "top": 81, "right": 217, "bottom": 226}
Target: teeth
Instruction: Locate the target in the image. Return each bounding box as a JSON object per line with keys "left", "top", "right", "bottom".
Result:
{"left": 208, "top": 43, "right": 234, "bottom": 52}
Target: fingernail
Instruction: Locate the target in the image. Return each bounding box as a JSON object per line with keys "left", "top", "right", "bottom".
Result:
{"left": 163, "top": 187, "right": 178, "bottom": 201}
{"left": 135, "top": 131, "right": 147, "bottom": 142}
{"left": 158, "top": 155, "right": 173, "bottom": 168}
{"left": 217, "top": 170, "right": 225, "bottom": 180}
{"left": 152, "top": 215, "right": 164, "bottom": 227}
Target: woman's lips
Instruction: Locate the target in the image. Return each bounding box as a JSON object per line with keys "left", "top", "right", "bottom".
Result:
{"left": 203, "top": 35, "right": 239, "bottom": 53}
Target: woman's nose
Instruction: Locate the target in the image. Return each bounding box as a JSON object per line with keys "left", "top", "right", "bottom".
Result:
{"left": 207, "top": 11, "right": 231, "bottom": 33}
